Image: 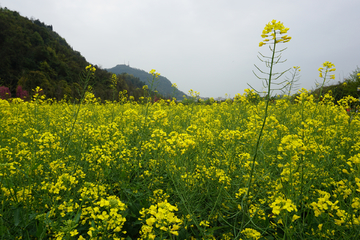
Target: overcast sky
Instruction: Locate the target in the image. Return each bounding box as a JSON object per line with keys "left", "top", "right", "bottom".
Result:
{"left": 2, "top": 0, "right": 360, "bottom": 98}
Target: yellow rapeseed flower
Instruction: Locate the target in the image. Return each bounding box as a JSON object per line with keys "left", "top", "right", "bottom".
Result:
{"left": 149, "top": 69, "right": 160, "bottom": 78}
{"left": 259, "top": 20, "right": 290, "bottom": 47}
{"left": 241, "top": 228, "right": 262, "bottom": 240}
{"left": 70, "top": 229, "right": 78, "bottom": 236}
{"left": 318, "top": 61, "right": 336, "bottom": 81}
{"left": 85, "top": 64, "right": 96, "bottom": 73}
{"left": 293, "top": 66, "right": 301, "bottom": 71}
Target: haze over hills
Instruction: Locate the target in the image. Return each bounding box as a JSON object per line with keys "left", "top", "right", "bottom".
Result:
{"left": 106, "top": 64, "right": 186, "bottom": 100}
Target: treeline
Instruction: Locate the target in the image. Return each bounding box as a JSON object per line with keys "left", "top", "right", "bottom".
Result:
{"left": 0, "top": 7, "right": 158, "bottom": 101}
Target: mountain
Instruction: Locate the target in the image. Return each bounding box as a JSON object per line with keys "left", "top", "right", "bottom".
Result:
{"left": 0, "top": 7, "right": 147, "bottom": 101}
{"left": 106, "top": 64, "right": 186, "bottom": 100}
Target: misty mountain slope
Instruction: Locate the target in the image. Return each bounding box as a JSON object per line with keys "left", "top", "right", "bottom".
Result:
{"left": 106, "top": 64, "right": 186, "bottom": 100}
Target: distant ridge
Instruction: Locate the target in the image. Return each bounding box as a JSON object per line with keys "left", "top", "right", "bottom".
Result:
{"left": 106, "top": 64, "right": 186, "bottom": 100}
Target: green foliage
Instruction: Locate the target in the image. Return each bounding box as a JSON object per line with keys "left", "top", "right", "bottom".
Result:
{"left": 342, "top": 67, "right": 360, "bottom": 98}
{"left": 310, "top": 67, "right": 360, "bottom": 103}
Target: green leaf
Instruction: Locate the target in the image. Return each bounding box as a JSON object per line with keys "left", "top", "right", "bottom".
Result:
{"left": 36, "top": 219, "right": 46, "bottom": 240}
{"left": 14, "top": 207, "right": 21, "bottom": 226}
{"left": 74, "top": 210, "right": 82, "bottom": 223}
{"left": 0, "top": 224, "right": 10, "bottom": 237}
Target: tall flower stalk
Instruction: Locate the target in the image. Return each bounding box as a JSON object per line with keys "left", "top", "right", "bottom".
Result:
{"left": 245, "top": 20, "right": 291, "bottom": 199}
{"left": 317, "top": 61, "right": 336, "bottom": 104}
{"left": 63, "top": 65, "right": 96, "bottom": 153}
{"left": 283, "top": 66, "right": 301, "bottom": 98}
{"left": 143, "top": 69, "right": 160, "bottom": 117}
{"left": 148, "top": 69, "right": 160, "bottom": 103}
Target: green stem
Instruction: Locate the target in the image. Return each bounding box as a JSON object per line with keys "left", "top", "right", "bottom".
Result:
{"left": 317, "top": 69, "right": 328, "bottom": 105}
{"left": 62, "top": 71, "right": 91, "bottom": 156}
{"left": 245, "top": 36, "right": 277, "bottom": 199}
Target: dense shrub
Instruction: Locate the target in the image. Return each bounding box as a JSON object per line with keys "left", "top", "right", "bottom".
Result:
{"left": 0, "top": 85, "right": 11, "bottom": 99}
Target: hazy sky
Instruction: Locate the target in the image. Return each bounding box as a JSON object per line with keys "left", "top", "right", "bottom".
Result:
{"left": 2, "top": 0, "right": 360, "bottom": 98}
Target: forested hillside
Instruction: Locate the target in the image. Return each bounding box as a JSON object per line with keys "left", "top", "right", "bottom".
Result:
{"left": 0, "top": 7, "right": 150, "bottom": 101}
{"left": 107, "top": 65, "right": 186, "bottom": 100}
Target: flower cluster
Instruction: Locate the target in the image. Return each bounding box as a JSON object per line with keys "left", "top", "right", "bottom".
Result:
{"left": 32, "top": 86, "right": 45, "bottom": 102}
{"left": 110, "top": 73, "right": 118, "bottom": 89}
{"left": 83, "top": 196, "right": 127, "bottom": 238}
{"left": 259, "top": 20, "right": 291, "bottom": 47}
{"left": 138, "top": 200, "right": 182, "bottom": 239}
{"left": 85, "top": 64, "right": 96, "bottom": 73}
{"left": 310, "top": 190, "right": 339, "bottom": 217}
{"left": 318, "top": 61, "right": 336, "bottom": 79}
{"left": 149, "top": 69, "right": 160, "bottom": 78}
{"left": 269, "top": 196, "right": 298, "bottom": 215}
{"left": 241, "top": 228, "right": 262, "bottom": 240}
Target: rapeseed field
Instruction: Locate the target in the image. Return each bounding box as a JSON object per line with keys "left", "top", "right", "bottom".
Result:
{"left": 1, "top": 87, "right": 360, "bottom": 239}
{"left": 1, "top": 20, "right": 360, "bottom": 239}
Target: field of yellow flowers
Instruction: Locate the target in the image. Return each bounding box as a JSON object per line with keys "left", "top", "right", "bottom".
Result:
{"left": 1, "top": 87, "right": 360, "bottom": 239}
{"left": 2, "top": 19, "right": 360, "bottom": 240}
